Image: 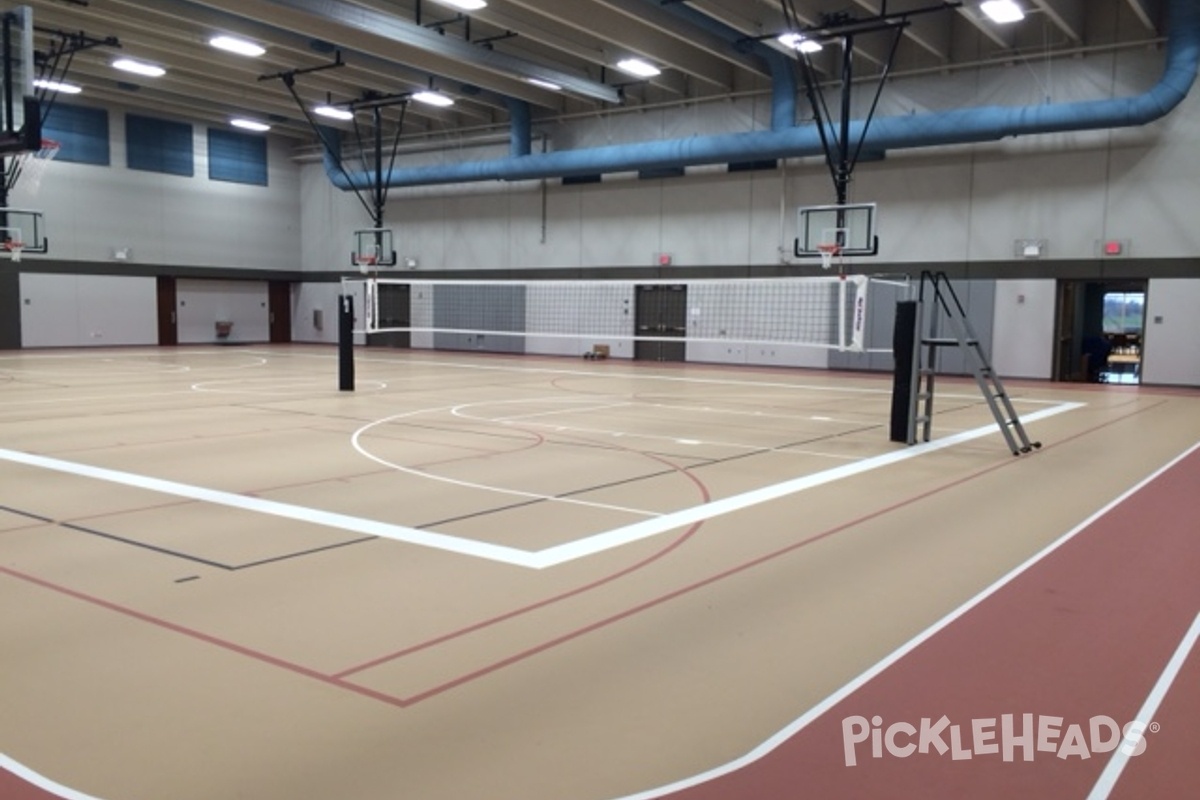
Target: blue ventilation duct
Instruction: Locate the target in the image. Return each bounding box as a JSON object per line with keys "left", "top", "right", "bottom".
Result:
{"left": 327, "top": 0, "right": 1198, "bottom": 191}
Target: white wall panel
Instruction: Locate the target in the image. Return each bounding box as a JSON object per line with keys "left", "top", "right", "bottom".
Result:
{"left": 176, "top": 279, "right": 269, "bottom": 344}
{"left": 992, "top": 280, "right": 1056, "bottom": 380}
{"left": 580, "top": 182, "right": 662, "bottom": 267}
{"left": 293, "top": 282, "right": 342, "bottom": 344}
{"left": 1142, "top": 280, "right": 1200, "bottom": 387}
{"left": 19, "top": 274, "right": 156, "bottom": 347}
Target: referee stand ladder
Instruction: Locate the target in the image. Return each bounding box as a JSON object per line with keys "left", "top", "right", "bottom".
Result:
{"left": 899, "top": 271, "right": 1041, "bottom": 456}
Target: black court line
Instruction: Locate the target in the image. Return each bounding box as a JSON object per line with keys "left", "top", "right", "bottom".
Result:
{"left": 57, "top": 522, "right": 238, "bottom": 570}
{"left": 54, "top": 520, "right": 377, "bottom": 572}
{"left": 232, "top": 535, "right": 378, "bottom": 570}
{"left": 0, "top": 504, "right": 56, "bottom": 524}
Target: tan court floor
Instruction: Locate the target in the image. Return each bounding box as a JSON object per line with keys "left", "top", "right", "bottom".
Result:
{"left": 1, "top": 345, "right": 1197, "bottom": 800}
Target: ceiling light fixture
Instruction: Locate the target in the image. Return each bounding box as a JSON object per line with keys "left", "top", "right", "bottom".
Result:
{"left": 112, "top": 58, "right": 166, "bottom": 78}
{"left": 412, "top": 89, "right": 455, "bottom": 107}
{"left": 526, "top": 77, "right": 563, "bottom": 91}
{"left": 33, "top": 78, "right": 82, "bottom": 94}
{"left": 231, "top": 118, "right": 271, "bottom": 132}
{"left": 615, "top": 58, "right": 661, "bottom": 78}
{"left": 429, "top": 0, "right": 488, "bottom": 9}
{"left": 210, "top": 35, "right": 266, "bottom": 57}
{"left": 980, "top": 0, "right": 1025, "bottom": 23}
{"left": 314, "top": 104, "right": 354, "bottom": 120}
{"left": 777, "top": 32, "right": 823, "bottom": 54}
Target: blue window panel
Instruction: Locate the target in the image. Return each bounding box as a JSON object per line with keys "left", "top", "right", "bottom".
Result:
{"left": 126, "top": 114, "right": 194, "bottom": 176}
{"left": 41, "top": 103, "right": 110, "bottom": 166}
{"left": 207, "top": 128, "right": 268, "bottom": 186}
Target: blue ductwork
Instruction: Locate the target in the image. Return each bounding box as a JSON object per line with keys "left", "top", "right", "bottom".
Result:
{"left": 505, "top": 98, "right": 532, "bottom": 157}
{"left": 326, "top": 0, "right": 1198, "bottom": 191}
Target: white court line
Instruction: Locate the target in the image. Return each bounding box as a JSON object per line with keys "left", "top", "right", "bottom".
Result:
{"left": 606, "top": 438, "right": 1200, "bottom": 800}
{"left": 0, "top": 402, "right": 1082, "bottom": 570}
{"left": 1086, "top": 610, "right": 1200, "bottom": 800}
{"left": 257, "top": 349, "right": 1061, "bottom": 406}
{"left": 0, "top": 755, "right": 108, "bottom": 800}
{"left": 355, "top": 401, "right": 662, "bottom": 518}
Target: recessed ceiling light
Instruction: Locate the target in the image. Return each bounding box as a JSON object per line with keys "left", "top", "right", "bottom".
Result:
{"left": 981, "top": 0, "right": 1025, "bottom": 23}
{"left": 777, "top": 32, "right": 823, "bottom": 54}
{"left": 210, "top": 35, "right": 266, "bottom": 57}
{"left": 412, "top": 90, "right": 455, "bottom": 107}
{"left": 112, "top": 58, "right": 166, "bottom": 78}
{"left": 33, "top": 78, "right": 82, "bottom": 94}
{"left": 231, "top": 118, "right": 271, "bottom": 132}
{"left": 526, "top": 77, "right": 563, "bottom": 91}
{"left": 615, "top": 58, "right": 661, "bottom": 78}
{"left": 314, "top": 104, "right": 354, "bottom": 121}
{"left": 429, "top": 0, "right": 488, "bottom": 10}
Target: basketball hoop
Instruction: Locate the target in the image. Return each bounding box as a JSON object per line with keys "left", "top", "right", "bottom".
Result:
{"left": 354, "top": 253, "right": 379, "bottom": 275}
{"left": 3, "top": 240, "right": 25, "bottom": 263}
{"left": 817, "top": 242, "right": 841, "bottom": 271}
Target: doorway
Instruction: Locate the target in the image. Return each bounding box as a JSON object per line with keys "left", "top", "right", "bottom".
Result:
{"left": 634, "top": 284, "right": 687, "bottom": 362}
{"left": 367, "top": 282, "right": 411, "bottom": 349}
{"left": 1053, "top": 279, "right": 1146, "bottom": 384}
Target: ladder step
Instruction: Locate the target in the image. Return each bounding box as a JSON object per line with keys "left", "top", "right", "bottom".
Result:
{"left": 922, "top": 337, "right": 975, "bottom": 347}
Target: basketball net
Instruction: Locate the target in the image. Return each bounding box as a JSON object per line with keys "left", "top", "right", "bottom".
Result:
{"left": 817, "top": 242, "right": 841, "bottom": 272}
{"left": 6, "top": 138, "right": 60, "bottom": 195}
{"left": 3, "top": 240, "right": 24, "bottom": 263}
{"left": 355, "top": 253, "right": 378, "bottom": 275}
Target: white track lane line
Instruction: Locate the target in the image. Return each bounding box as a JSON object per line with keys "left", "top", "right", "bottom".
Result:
{"left": 606, "top": 439, "right": 1200, "bottom": 800}
{"left": 1086, "top": 610, "right": 1200, "bottom": 800}
{"left": 0, "top": 754, "right": 109, "bottom": 800}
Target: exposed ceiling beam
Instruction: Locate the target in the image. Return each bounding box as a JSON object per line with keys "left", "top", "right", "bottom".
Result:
{"left": 1124, "top": 0, "right": 1162, "bottom": 31}
{"left": 1031, "top": 0, "right": 1085, "bottom": 42}
{"left": 264, "top": 0, "right": 619, "bottom": 102}
{"left": 503, "top": 0, "right": 734, "bottom": 92}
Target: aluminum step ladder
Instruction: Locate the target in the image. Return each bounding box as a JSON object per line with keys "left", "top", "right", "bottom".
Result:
{"left": 908, "top": 271, "right": 1041, "bottom": 456}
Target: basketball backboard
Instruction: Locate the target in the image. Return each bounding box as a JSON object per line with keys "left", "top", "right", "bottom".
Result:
{"left": 794, "top": 202, "right": 879, "bottom": 258}
{"left": 352, "top": 227, "right": 396, "bottom": 269}
{"left": 0, "top": 208, "right": 48, "bottom": 257}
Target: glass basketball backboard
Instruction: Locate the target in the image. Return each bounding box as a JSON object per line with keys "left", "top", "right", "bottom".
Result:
{"left": 0, "top": 208, "right": 48, "bottom": 257}
{"left": 794, "top": 202, "right": 879, "bottom": 258}
{"left": 352, "top": 227, "right": 396, "bottom": 269}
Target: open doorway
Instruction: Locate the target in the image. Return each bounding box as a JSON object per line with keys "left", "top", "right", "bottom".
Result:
{"left": 1054, "top": 279, "right": 1146, "bottom": 384}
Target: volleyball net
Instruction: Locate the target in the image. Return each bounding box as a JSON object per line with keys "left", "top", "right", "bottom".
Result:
{"left": 341, "top": 275, "right": 906, "bottom": 357}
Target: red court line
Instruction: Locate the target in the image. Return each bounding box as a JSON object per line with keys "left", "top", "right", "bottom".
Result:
{"left": 648, "top": 441, "right": 1200, "bottom": 800}
{"left": 0, "top": 397, "right": 1177, "bottom": 799}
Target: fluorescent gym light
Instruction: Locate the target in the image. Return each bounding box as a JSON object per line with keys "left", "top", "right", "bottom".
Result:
{"left": 412, "top": 90, "right": 455, "bottom": 107}
{"left": 231, "top": 118, "right": 271, "bottom": 132}
{"left": 33, "top": 78, "right": 82, "bottom": 94}
{"left": 112, "top": 58, "right": 166, "bottom": 78}
{"left": 526, "top": 77, "right": 563, "bottom": 91}
{"left": 615, "top": 58, "right": 661, "bottom": 78}
{"left": 981, "top": 0, "right": 1025, "bottom": 23}
{"left": 314, "top": 104, "right": 354, "bottom": 120}
{"left": 777, "top": 32, "right": 823, "bottom": 54}
{"left": 430, "top": 0, "right": 488, "bottom": 9}
{"left": 210, "top": 35, "right": 267, "bottom": 57}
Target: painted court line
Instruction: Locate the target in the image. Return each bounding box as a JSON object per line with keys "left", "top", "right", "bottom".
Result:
{"left": 606, "top": 438, "right": 1200, "bottom": 800}
{"left": 0, "top": 403, "right": 1081, "bottom": 570}
{"left": 1086, "top": 610, "right": 1200, "bottom": 800}
{"left": 0, "top": 754, "right": 107, "bottom": 800}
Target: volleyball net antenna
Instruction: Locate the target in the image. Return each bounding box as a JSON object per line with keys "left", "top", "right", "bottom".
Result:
{"left": 340, "top": 275, "right": 909, "bottom": 357}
